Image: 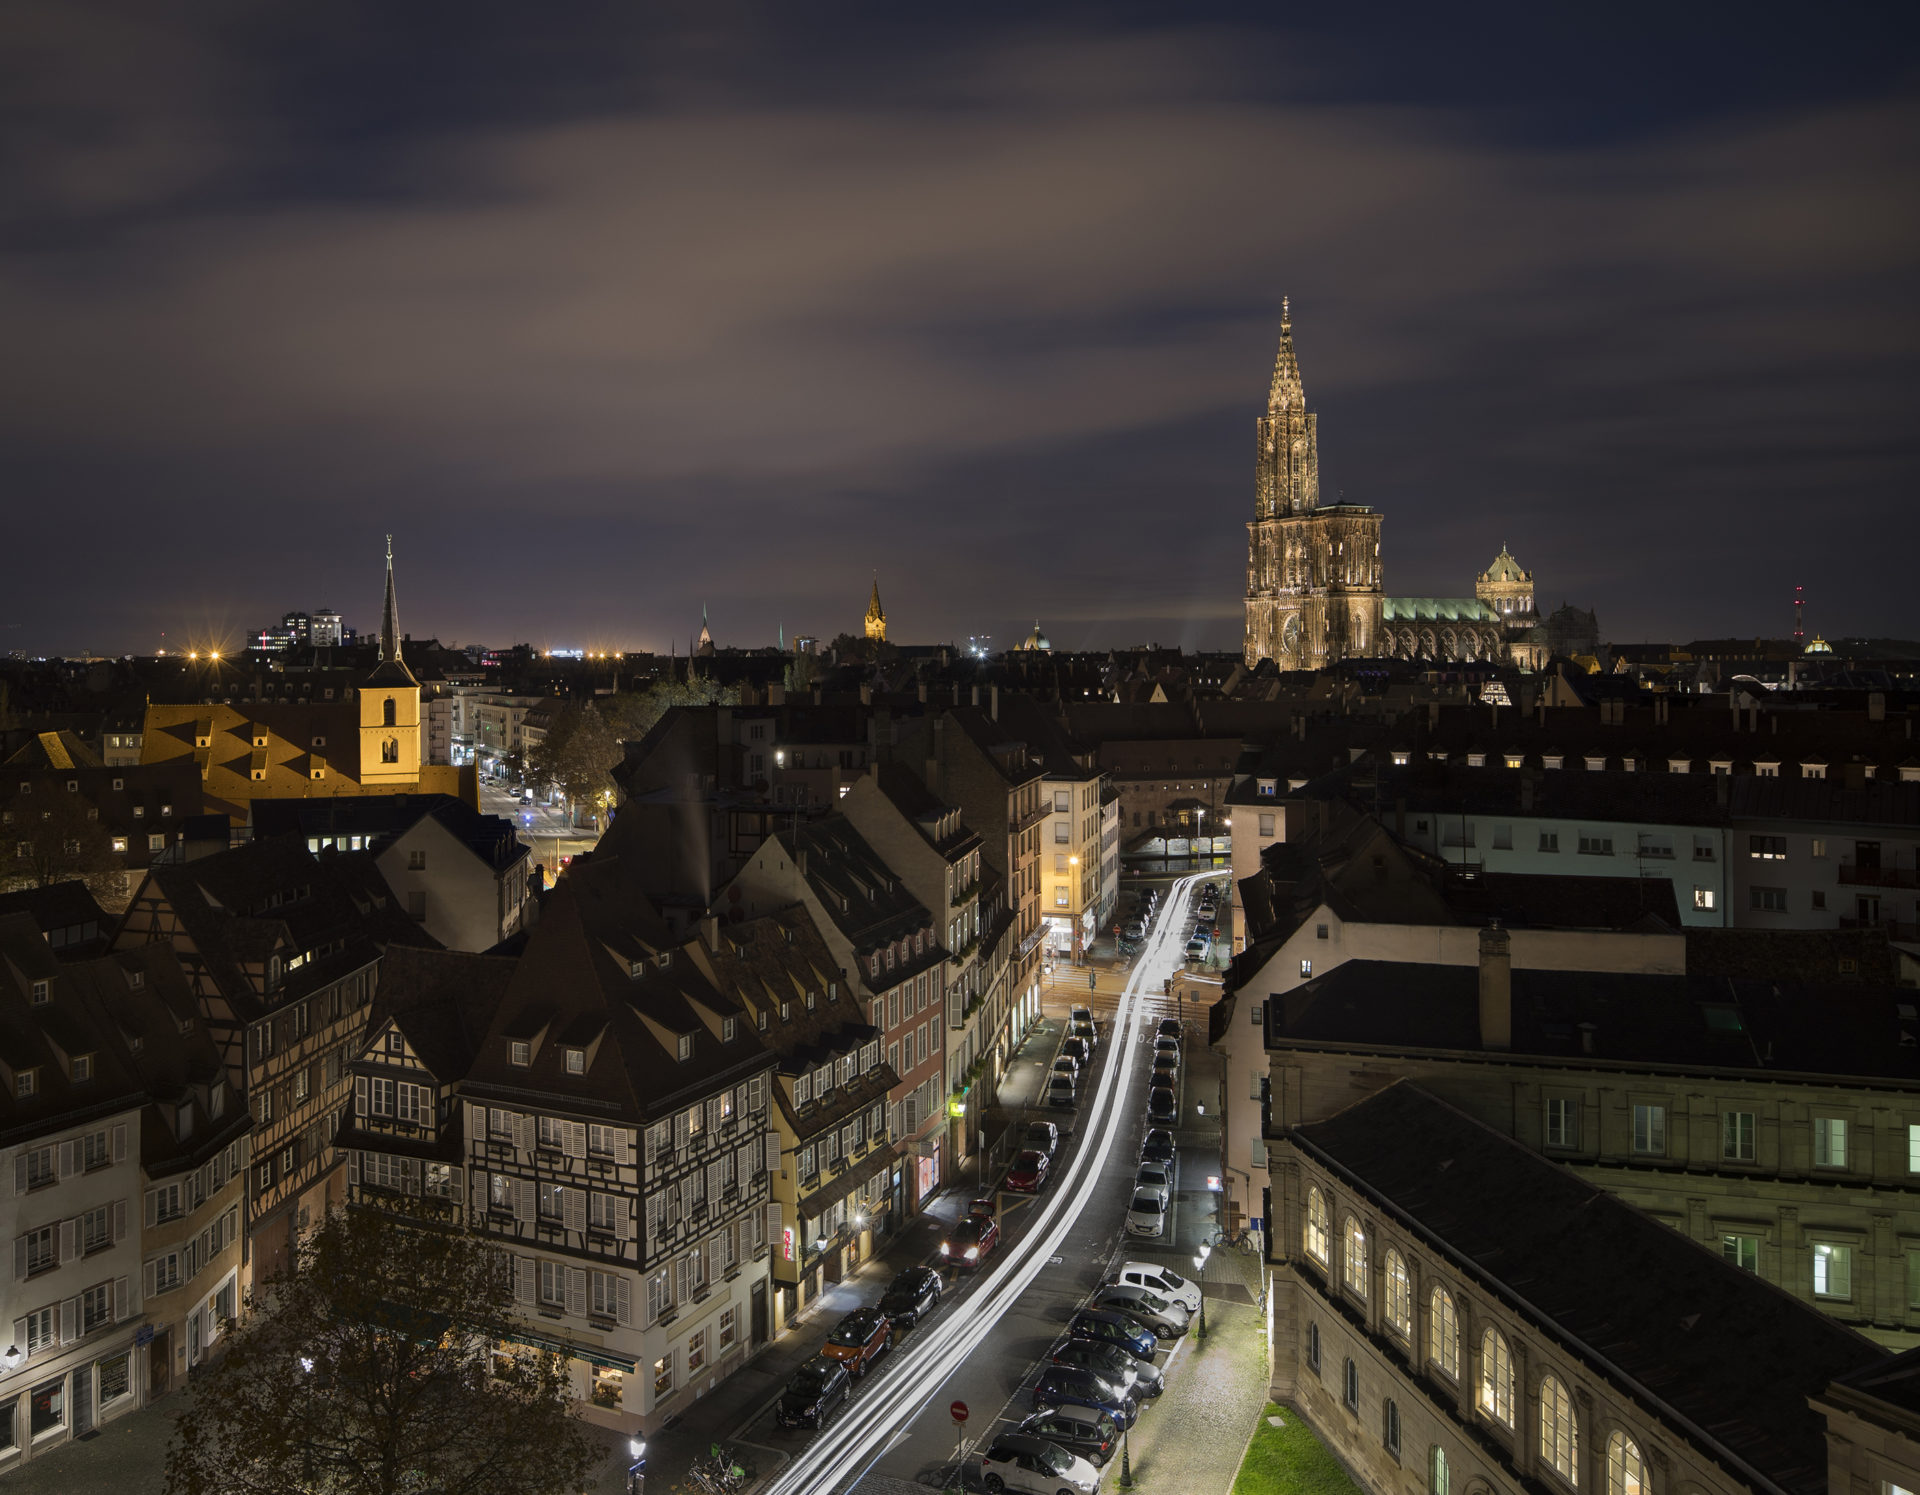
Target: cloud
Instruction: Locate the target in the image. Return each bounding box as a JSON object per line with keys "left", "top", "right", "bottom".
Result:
{"left": 0, "top": 18, "right": 1915, "bottom": 650}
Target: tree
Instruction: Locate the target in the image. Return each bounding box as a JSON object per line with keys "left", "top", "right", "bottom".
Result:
{"left": 166, "top": 1205, "right": 600, "bottom": 1495}
{"left": 527, "top": 704, "right": 622, "bottom": 826}
{"left": 600, "top": 677, "right": 739, "bottom": 746}
{"left": 0, "top": 788, "right": 125, "bottom": 905}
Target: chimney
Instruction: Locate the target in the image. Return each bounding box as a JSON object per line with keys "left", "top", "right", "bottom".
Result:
{"left": 699, "top": 914, "right": 720, "bottom": 951}
{"left": 971, "top": 685, "right": 980, "bottom": 708}
{"left": 990, "top": 685, "right": 999, "bottom": 721}
{"left": 1478, "top": 921, "right": 1511, "bottom": 1051}
{"left": 918, "top": 681, "right": 928, "bottom": 705}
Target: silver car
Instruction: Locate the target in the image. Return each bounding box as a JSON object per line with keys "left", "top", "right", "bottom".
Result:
{"left": 1091, "top": 1283, "right": 1189, "bottom": 1339}
{"left": 1107, "top": 1261, "right": 1202, "bottom": 1315}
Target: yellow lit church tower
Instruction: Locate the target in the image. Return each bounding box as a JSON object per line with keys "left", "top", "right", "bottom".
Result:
{"left": 358, "top": 536, "right": 422, "bottom": 786}
{"left": 864, "top": 576, "right": 887, "bottom": 642}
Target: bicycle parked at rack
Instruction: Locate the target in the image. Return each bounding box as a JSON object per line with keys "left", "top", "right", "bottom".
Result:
{"left": 1204, "top": 1224, "right": 1261, "bottom": 1256}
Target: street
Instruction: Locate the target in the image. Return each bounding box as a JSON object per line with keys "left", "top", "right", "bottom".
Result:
{"left": 740, "top": 870, "right": 1230, "bottom": 1494}
{"left": 477, "top": 779, "right": 601, "bottom": 884}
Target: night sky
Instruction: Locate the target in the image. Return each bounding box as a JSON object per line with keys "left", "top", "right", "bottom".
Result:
{"left": 6, "top": 3, "right": 1918, "bottom": 658}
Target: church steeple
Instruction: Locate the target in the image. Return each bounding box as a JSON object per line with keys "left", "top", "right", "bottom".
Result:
{"left": 1267, "top": 295, "right": 1305, "bottom": 413}
{"left": 380, "top": 533, "right": 402, "bottom": 665}
{"left": 864, "top": 575, "right": 887, "bottom": 642}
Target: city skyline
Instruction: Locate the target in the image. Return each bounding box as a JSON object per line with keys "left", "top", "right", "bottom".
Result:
{"left": 5, "top": 5, "right": 1917, "bottom": 656}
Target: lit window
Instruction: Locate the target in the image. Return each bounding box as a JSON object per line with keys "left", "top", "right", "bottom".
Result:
{"left": 1813, "top": 1241, "right": 1853, "bottom": 1299}
{"left": 509, "top": 1041, "right": 531, "bottom": 1067}
{"left": 1539, "top": 1375, "right": 1577, "bottom": 1484}
{"left": 1606, "top": 1434, "right": 1645, "bottom": 1495}
{"left": 565, "top": 1049, "right": 584, "bottom": 1074}
{"left": 1428, "top": 1288, "right": 1459, "bottom": 1380}
{"left": 1304, "top": 1187, "right": 1329, "bottom": 1264}
{"left": 1430, "top": 1446, "right": 1450, "bottom": 1495}
{"left": 1814, "top": 1116, "right": 1849, "bottom": 1169}
{"left": 1384, "top": 1250, "right": 1411, "bottom": 1337}
{"left": 1343, "top": 1217, "right": 1369, "bottom": 1301}
{"left": 1478, "top": 1328, "right": 1514, "bottom": 1427}
{"left": 1721, "top": 1233, "right": 1758, "bottom": 1272}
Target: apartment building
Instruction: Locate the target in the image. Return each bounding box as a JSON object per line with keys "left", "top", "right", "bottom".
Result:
{"left": 688, "top": 906, "right": 896, "bottom": 1333}
{"left": 840, "top": 764, "right": 995, "bottom": 1168}
{"left": 116, "top": 836, "right": 432, "bottom": 1283}
{"left": 727, "top": 817, "right": 947, "bottom": 1207}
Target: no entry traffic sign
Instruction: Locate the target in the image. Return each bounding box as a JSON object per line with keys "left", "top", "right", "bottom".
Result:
{"left": 950, "top": 1400, "right": 969, "bottom": 1424}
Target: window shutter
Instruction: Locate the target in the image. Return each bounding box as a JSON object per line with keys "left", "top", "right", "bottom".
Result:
{"left": 59, "top": 1220, "right": 76, "bottom": 1263}
{"left": 563, "top": 1188, "right": 586, "bottom": 1233}
{"left": 143, "top": 1260, "right": 158, "bottom": 1300}
{"left": 114, "top": 1276, "right": 128, "bottom": 1322}
{"left": 615, "top": 1276, "right": 633, "bottom": 1326}
{"left": 58, "top": 1141, "right": 77, "bottom": 1178}
{"left": 673, "top": 1111, "right": 689, "bottom": 1150}
{"left": 514, "top": 1114, "right": 534, "bottom": 1154}
{"left": 12, "top": 1157, "right": 26, "bottom": 1197}
{"left": 11, "top": 1238, "right": 25, "bottom": 1281}
{"left": 58, "top": 1298, "right": 76, "bottom": 1345}
{"left": 354, "top": 1075, "right": 368, "bottom": 1116}
{"left": 470, "top": 1170, "right": 485, "bottom": 1221}
{"left": 675, "top": 1256, "right": 689, "bottom": 1304}
{"left": 348, "top": 1151, "right": 360, "bottom": 1186}
{"left": 449, "top": 1165, "right": 462, "bottom": 1203}
{"left": 405, "top": 1159, "right": 420, "bottom": 1197}
{"left": 513, "top": 1178, "right": 534, "bottom": 1223}
{"left": 706, "top": 1236, "right": 722, "bottom": 1283}
{"left": 469, "top": 1103, "right": 487, "bottom": 1140}
{"left": 615, "top": 1200, "right": 634, "bottom": 1240}
{"left": 768, "top": 1201, "right": 781, "bottom": 1248}
{"left": 765, "top": 1128, "right": 779, "bottom": 1175}
{"left": 566, "top": 1267, "right": 587, "bottom": 1317}
{"left": 565, "top": 1123, "right": 586, "bottom": 1159}
{"left": 514, "top": 1257, "right": 534, "bottom": 1305}
{"left": 112, "top": 1199, "right": 127, "bottom": 1244}
{"left": 615, "top": 1129, "right": 635, "bottom": 1166}
{"left": 112, "top": 1124, "right": 127, "bottom": 1164}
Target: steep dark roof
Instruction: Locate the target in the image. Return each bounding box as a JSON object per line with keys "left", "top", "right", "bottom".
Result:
{"left": 1270, "top": 959, "right": 1920, "bottom": 1081}
{"left": 250, "top": 793, "right": 527, "bottom": 870}
{"left": 1295, "top": 1083, "right": 1882, "bottom": 1495}
{"left": 776, "top": 816, "right": 945, "bottom": 974}
{"left": 0, "top": 881, "right": 111, "bottom": 957}
{"left": 368, "top": 945, "right": 513, "bottom": 1080}
{"left": 1374, "top": 764, "right": 1731, "bottom": 827}
{"left": 1729, "top": 774, "right": 1920, "bottom": 829}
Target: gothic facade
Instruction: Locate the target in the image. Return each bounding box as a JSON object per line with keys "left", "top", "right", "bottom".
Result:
{"left": 1244, "top": 302, "right": 1384, "bottom": 670}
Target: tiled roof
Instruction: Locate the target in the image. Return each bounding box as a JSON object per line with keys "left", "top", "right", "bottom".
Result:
{"left": 1295, "top": 1083, "right": 1882, "bottom": 1495}
{"left": 250, "top": 793, "right": 527, "bottom": 870}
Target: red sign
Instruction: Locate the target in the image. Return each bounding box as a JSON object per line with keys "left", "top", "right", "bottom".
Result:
{"left": 950, "top": 1400, "right": 969, "bottom": 1423}
{"left": 781, "top": 1226, "right": 795, "bottom": 1262}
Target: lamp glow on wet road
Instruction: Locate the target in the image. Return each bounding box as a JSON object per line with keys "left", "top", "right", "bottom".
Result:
{"left": 764, "top": 871, "right": 1212, "bottom": 1495}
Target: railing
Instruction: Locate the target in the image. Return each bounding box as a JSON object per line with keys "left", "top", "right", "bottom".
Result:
{"left": 1838, "top": 864, "right": 1920, "bottom": 889}
{"left": 1840, "top": 916, "right": 1920, "bottom": 941}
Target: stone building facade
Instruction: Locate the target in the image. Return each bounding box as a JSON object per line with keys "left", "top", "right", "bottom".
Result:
{"left": 1244, "top": 302, "right": 1384, "bottom": 670}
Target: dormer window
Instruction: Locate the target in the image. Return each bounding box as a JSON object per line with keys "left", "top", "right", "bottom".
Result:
{"left": 564, "top": 1048, "right": 585, "bottom": 1074}
{"left": 66, "top": 780, "right": 78, "bottom": 793}
{"left": 1257, "top": 778, "right": 1277, "bottom": 797}
{"left": 657, "top": 951, "right": 672, "bottom": 970}
{"left": 676, "top": 1034, "right": 693, "bottom": 1062}
{"left": 722, "top": 1018, "right": 738, "bottom": 1042}
{"left": 386, "top": 1031, "right": 404, "bottom": 1054}
{"left": 129, "top": 970, "right": 143, "bottom": 991}
{"left": 30, "top": 980, "right": 48, "bottom": 1006}
{"left": 71, "top": 1054, "right": 92, "bottom": 1083}
{"left": 780, "top": 1001, "right": 791, "bottom": 1022}
{"left": 757, "top": 1010, "right": 769, "bottom": 1032}
{"left": 510, "top": 1040, "right": 531, "bottom": 1067}
{"left": 628, "top": 960, "right": 644, "bottom": 980}
{"left": 806, "top": 990, "right": 817, "bottom": 1011}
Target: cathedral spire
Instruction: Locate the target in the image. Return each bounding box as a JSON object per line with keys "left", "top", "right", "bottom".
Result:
{"left": 1267, "top": 295, "right": 1305, "bottom": 413}
{"left": 380, "top": 534, "right": 401, "bottom": 665}
{"left": 864, "top": 574, "right": 888, "bottom": 643}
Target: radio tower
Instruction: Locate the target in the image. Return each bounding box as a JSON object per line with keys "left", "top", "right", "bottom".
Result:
{"left": 1792, "top": 584, "right": 1805, "bottom": 646}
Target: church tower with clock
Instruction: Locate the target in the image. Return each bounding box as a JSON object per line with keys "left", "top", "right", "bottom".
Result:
{"left": 1243, "top": 300, "right": 1384, "bottom": 669}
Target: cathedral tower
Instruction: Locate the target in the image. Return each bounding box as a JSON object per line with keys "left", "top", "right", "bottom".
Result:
{"left": 1243, "top": 301, "right": 1384, "bottom": 669}
{"left": 358, "top": 536, "right": 423, "bottom": 786}
{"left": 864, "top": 577, "right": 887, "bottom": 642}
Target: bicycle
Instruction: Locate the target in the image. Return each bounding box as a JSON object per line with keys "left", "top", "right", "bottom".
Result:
{"left": 1205, "top": 1225, "right": 1260, "bottom": 1256}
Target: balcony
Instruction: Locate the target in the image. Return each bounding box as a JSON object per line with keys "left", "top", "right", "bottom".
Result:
{"left": 1840, "top": 916, "right": 1920, "bottom": 942}
{"left": 1838, "top": 863, "right": 1920, "bottom": 889}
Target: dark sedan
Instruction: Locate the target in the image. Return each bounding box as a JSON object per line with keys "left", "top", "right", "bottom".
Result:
{"left": 775, "top": 1356, "right": 851, "bottom": 1429}
{"left": 1024, "top": 1121, "right": 1060, "bottom": 1158}
{"left": 1140, "top": 1129, "right": 1175, "bottom": 1166}
{"left": 1016, "top": 1408, "right": 1121, "bottom": 1468}
{"left": 1146, "top": 1087, "right": 1178, "bottom": 1126}
{"left": 1066, "top": 1308, "right": 1157, "bottom": 1362}
{"left": 1049, "top": 1337, "right": 1164, "bottom": 1398}
{"left": 879, "top": 1265, "right": 943, "bottom": 1327}
{"left": 1060, "top": 1036, "right": 1092, "bottom": 1066}
{"left": 1032, "top": 1366, "right": 1136, "bottom": 1429}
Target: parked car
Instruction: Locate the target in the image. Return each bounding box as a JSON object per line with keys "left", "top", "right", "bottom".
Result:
{"left": 1032, "top": 1365, "right": 1137, "bottom": 1429}
{"left": 1107, "top": 1261, "right": 1202, "bottom": 1315}
{"left": 1183, "top": 936, "right": 1209, "bottom": 962}
{"left": 1134, "top": 1160, "right": 1172, "bottom": 1191}
{"left": 1051, "top": 1055, "right": 1080, "bottom": 1083}
{"left": 1059, "top": 1036, "right": 1092, "bottom": 1066}
{"left": 977, "top": 1433, "right": 1101, "bottom": 1495}
{"left": 1149, "top": 1060, "right": 1178, "bottom": 1091}
{"left": 1049, "top": 1336, "right": 1164, "bottom": 1399}
{"left": 1122, "top": 920, "right": 1146, "bottom": 942}
{"left": 1156, "top": 1018, "right": 1182, "bottom": 1040}
{"left": 1046, "top": 1073, "right": 1077, "bottom": 1108}
{"left": 775, "top": 1356, "right": 852, "bottom": 1429}
{"left": 879, "top": 1265, "right": 944, "bottom": 1327}
{"left": 1125, "top": 1187, "right": 1169, "bottom": 1239}
{"left": 1146, "top": 1087, "right": 1178, "bottom": 1126}
{"left": 1153, "top": 1035, "right": 1181, "bottom": 1061}
{"left": 940, "top": 1213, "right": 1001, "bottom": 1270}
{"left": 1091, "top": 1284, "right": 1190, "bottom": 1340}
{"left": 1015, "top": 1407, "right": 1122, "bottom": 1468}
{"left": 1005, "top": 1148, "right": 1051, "bottom": 1193}
{"left": 1024, "top": 1121, "right": 1060, "bottom": 1158}
{"left": 1065, "top": 1307, "right": 1157, "bottom": 1362}
{"left": 820, "top": 1306, "right": 892, "bottom": 1378}
{"left": 1140, "top": 1128, "right": 1175, "bottom": 1166}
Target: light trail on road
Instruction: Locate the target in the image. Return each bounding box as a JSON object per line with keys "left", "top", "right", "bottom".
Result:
{"left": 762, "top": 872, "right": 1214, "bottom": 1495}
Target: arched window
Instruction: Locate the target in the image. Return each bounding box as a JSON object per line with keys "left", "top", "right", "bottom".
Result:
{"left": 1540, "top": 1374, "right": 1577, "bottom": 1484}
{"left": 1344, "top": 1216, "right": 1369, "bottom": 1299}
{"left": 1428, "top": 1287, "right": 1459, "bottom": 1380}
{"left": 1306, "top": 1321, "right": 1321, "bottom": 1372}
{"left": 1342, "top": 1357, "right": 1358, "bottom": 1412}
{"left": 1479, "top": 1328, "right": 1515, "bottom": 1427}
{"left": 382, "top": 697, "right": 397, "bottom": 727}
{"left": 1305, "top": 1187, "right": 1329, "bottom": 1264}
{"left": 1384, "top": 1251, "right": 1412, "bottom": 1337}
{"left": 1429, "top": 1446, "right": 1450, "bottom": 1495}
{"left": 381, "top": 737, "right": 399, "bottom": 764}
{"left": 1383, "top": 1399, "right": 1402, "bottom": 1458}
{"left": 1606, "top": 1434, "right": 1646, "bottom": 1495}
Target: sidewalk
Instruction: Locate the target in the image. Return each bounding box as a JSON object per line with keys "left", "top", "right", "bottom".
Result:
{"left": 1120, "top": 1297, "right": 1271, "bottom": 1495}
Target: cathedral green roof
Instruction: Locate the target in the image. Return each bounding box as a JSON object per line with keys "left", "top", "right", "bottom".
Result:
{"left": 1383, "top": 597, "right": 1501, "bottom": 623}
